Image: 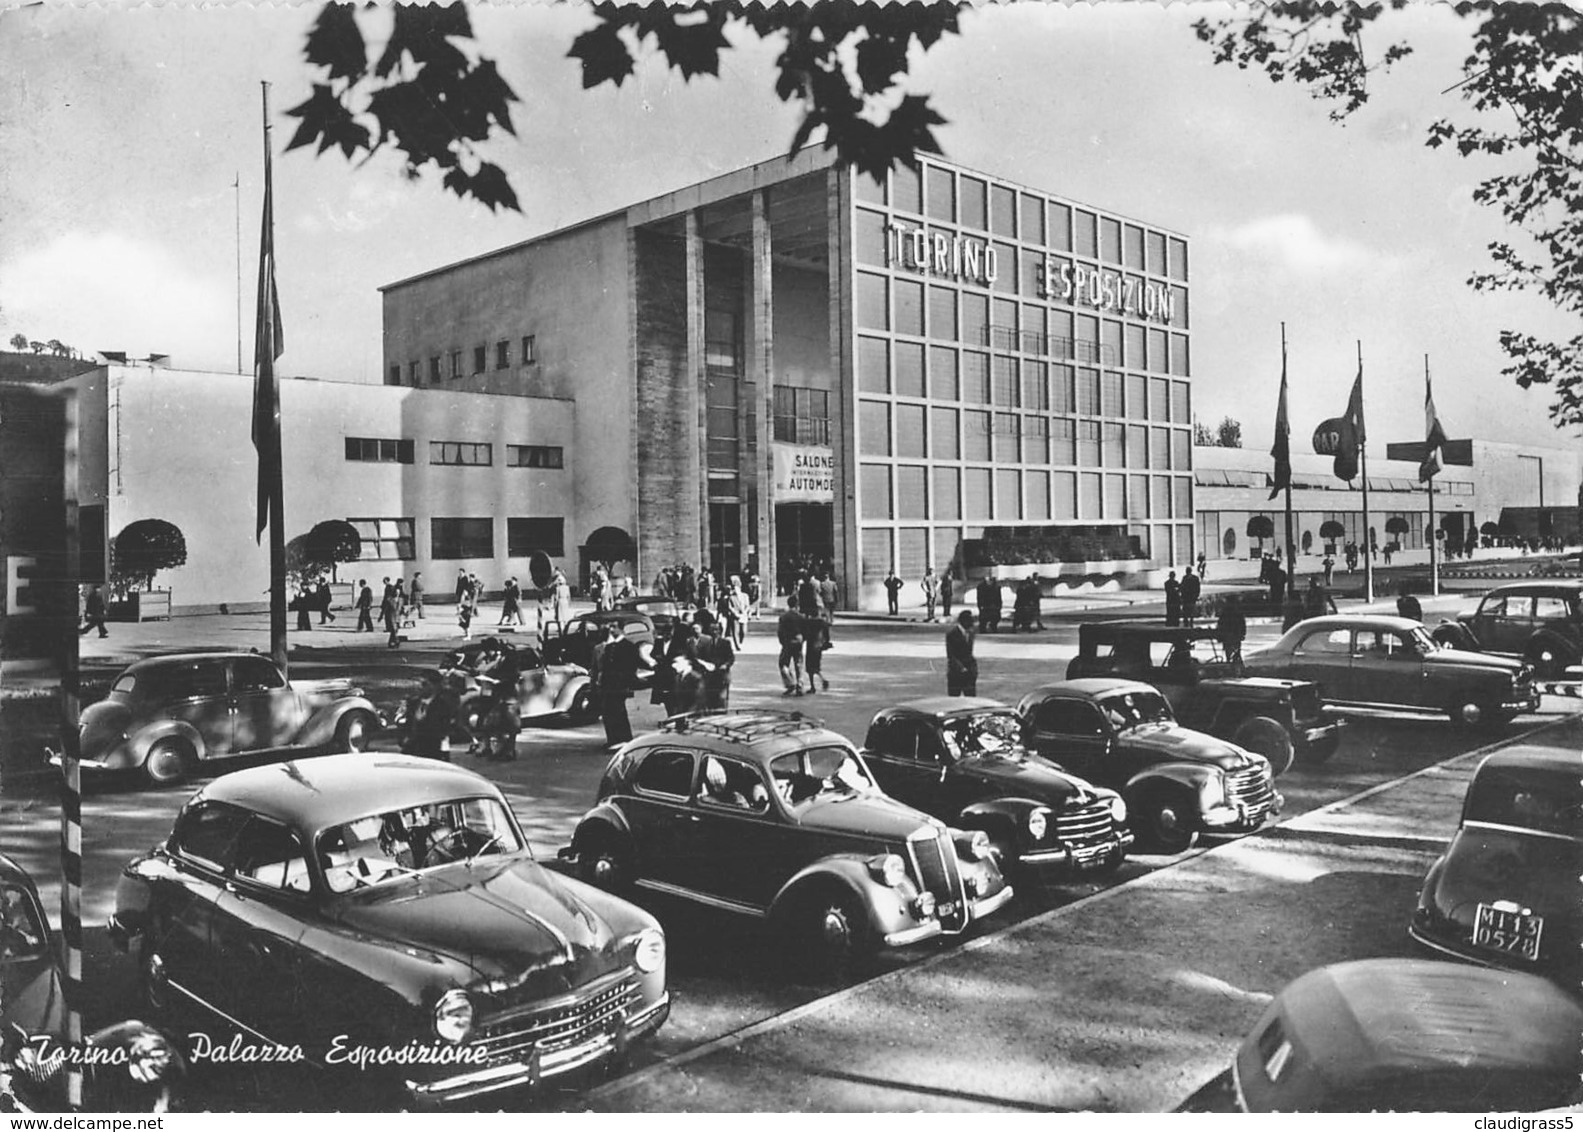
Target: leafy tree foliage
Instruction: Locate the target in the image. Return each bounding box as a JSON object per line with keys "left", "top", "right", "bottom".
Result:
{"left": 303, "top": 518, "right": 362, "bottom": 581}
{"left": 8, "top": 333, "right": 27, "bottom": 351}
{"left": 111, "top": 519, "right": 187, "bottom": 593}
{"left": 1193, "top": 1, "right": 1583, "bottom": 429}
{"left": 288, "top": 1, "right": 960, "bottom": 212}
{"left": 1214, "top": 416, "right": 1243, "bottom": 449}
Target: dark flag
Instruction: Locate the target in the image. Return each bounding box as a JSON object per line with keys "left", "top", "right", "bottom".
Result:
{"left": 1268, "top": 356, "right": 1290, "bottom": 500}
{"left": 1313, "top": 365, "right": 1365, "bottom": 482}
{"left": 251, "top": 125, "right": 285, "bottom": 543}
{"left": 1419, "top": 371, "right": 1448, "bottom": 481}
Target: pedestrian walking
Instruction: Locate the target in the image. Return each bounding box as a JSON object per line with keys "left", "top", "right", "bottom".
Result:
{"left": 315, "top": 579, "right": 336, "bottom": 624}
{"left": 595, "top": 623, "right": 641, "bottom": 747}
{"left": 796, "top": 572, "right": 819, "bottom": 618}
{"left": 1216, "top": 596, "right": 1247, "bottom": 667}
{"left": 455, "top": 568, "right": 468, "bottom": 606}
{"left": 79, "top": 585, "right": 108, "bottom": 638}
{"left": 777, "top": 599, "right": 805, "bottom": 696}
{"left": 499, "top": 577, "right": 522, "bottom": 626}
{"left": 945, "top": 610, "right": 978, "bottom": 697}
{"left": 1196, "top": 551, "right": 1207, "bottom": 581}
{"left": 1180, "top": 566, "right": 1201, "bottom": 627}
{"left": 393, "top": 578, "right": 409, "bottom": 626}
{"left": 1322, "top": 553, "right": 1335, "bottom": 585}
{"left": 400, "top": 670, "right": 461, "bottom": 762}
{"left": 744, "top": 569, "right": 761, "bottom": 621}
{"left": 803, "top": 611, "right": 830, "bottom": 693}
{"left": 884, "top": 568, "right": 903, "bottom": 615}
{"left": 551, "top": 567, "right": 572, "bottom": 627}
{"left": 818, "top": 571, "right": 837, "bottom": 619}
{"left": 409, "top": 571, "right": 425, "bottom": 619}
{"left": 697, "top": 569, "right": 714, "bottom": 613}
{"left": 1164, "top": 570, "right": 1181, "bottom": 626}
{"left": 694, "top": 609, "right": 737, "bottom": 709}
{"left": 355, "top": 580, "right": 375, "bottom": 632}
{"left": 293, "top": 586, "right": 314, "bottom": 632}
{"left": 667, "top": 622, "right": 704, "bottom": 716}
{"left": 1013, "top": 576, "right": 1045, "bottom": 631}
{"left": 381, "top": 582, "right": 400, "bottom": 648}
{"left": 922, "top": 567, "right": 939, "bottom": 622}
{"left": 941, "top": 571, "right": 954, "bottom": 619}
{"left": 457, "top": 585, "right": 474, "bottom": 641}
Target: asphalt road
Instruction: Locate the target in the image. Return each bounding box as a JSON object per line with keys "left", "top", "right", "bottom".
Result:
{"left": 3, "top": 608, "right": 1578, "bottom": 1111}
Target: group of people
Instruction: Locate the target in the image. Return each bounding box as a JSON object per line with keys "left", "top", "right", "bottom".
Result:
{"left": 776, "top": 597, "right": 833, "bottom": 696}
{"left": 647, "top": 608, "right": 739, "bottom": 721}
{"left": 1162, "top": 566, "right": 1203, "bottom": 627}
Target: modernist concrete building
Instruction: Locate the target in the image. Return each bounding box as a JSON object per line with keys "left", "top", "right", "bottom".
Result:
{"left": 381, "top": 149, "right": 1196, "bottom": 609}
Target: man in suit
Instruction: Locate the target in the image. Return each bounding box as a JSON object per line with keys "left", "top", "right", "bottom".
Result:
{"left": 945, "top": 610, "right": 979, "bottom": 696}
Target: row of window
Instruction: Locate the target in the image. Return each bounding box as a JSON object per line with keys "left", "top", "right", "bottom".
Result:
{"left": 347, "top": 516, "right": 565, "bottom": 561}
{"left": 1197, "top": 510, "right": 1452, "bottom": 559}
{"left": 343, "top": 438, "right": 565, "bottom": 468}
{"left": 859, "top": 464, "right": 1193, "bottom": 525}
{"left": 859, "top": 522, "right": 1195, "bottom": 581}
{"left": 1194, "top": 468, "right": 1474, "bottom": 495}
{"left": 859, "top": 405, "right": 1194, "bottom": 472}
{"left": 855, "top": 275, "right": 1189, "bottom": 368}
{"left": 855, "top": 162, "right": 1190, "bottom": 281}
{"left": 858, "top": 342, "right": 1190, "bottom": 421}
{"left": 386, "top": 336, "right": 538, "bottom": 387}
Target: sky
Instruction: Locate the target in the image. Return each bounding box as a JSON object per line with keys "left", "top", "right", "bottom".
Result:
{"left": 1, "top": 0, "right": 1577, "bottom": 456}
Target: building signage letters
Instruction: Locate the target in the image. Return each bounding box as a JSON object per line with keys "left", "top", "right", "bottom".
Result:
{"left": 772, "top": 443, "right": 835, "bottom": 503}
{"left": 1036, "top": 259, "right": 1176, "bottom": 323}
{"left": 885, "top": 221, "right": 999, "bottom": 287}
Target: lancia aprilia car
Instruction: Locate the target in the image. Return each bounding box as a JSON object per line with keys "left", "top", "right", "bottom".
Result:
{"left": 1437, "top": 580, "right": 1583, "bottom": 678}
{"left": 1409, "top": 746, "right": 1581, "bottom": 987}
{"left": 860, "top": 698, "right": 1132, "bottom": 880}
{"left": 565, "top": 710, "right": 1013, "bottom": 974}
{"left": 108, "top": 754, "right": 668, "bottom": 1105}
{"left": 70, "top": 652, "right": 380, "bottom": 786}
{"left": 1016, "top": 679, "right": 1281, "bottom": 854}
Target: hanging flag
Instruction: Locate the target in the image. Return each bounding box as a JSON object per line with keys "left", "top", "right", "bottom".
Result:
{"left": 251, "top": 116, "right": 285, "bottom": 543}
{"left": 1313, "top": 364, "right": 1365, "bottom": 482}
{"left": 1268, "top": 355, "right": 1291, "bottom": 500}
{"left": 1420, "top": 371, "right": 1448, "bottom": 481}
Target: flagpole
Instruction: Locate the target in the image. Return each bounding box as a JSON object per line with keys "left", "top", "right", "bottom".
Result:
{"left": 1358, "top": 341, "right": 1374, "bottom": 604}
{"left": 1281, "top": 324, "right": 1296, "bottom": 598}
{"left": 259, "top": 83, "right": 288, "bottom": 674}
{"left": 1426, "top": 355, "right": 1439, "bottom": 598}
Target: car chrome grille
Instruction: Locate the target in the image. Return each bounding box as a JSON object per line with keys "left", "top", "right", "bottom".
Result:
{"left": 908, "top": 827, "right": 969, "bottom": 933}
{"left": 474, "top": 970, "right": 640, "bottom": 1063}
{"left": 1051, "top": 799, "right": 1115, "bottom": 846}
{"left": 1226, "top": 764, "right": 1276, "bottom": 814}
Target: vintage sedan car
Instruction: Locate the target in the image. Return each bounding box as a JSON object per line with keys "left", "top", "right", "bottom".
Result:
{"left": 1409, "top": 746, "right": 1581, "bottom": 987}
{"left": 1066, "top": 621, "right": 1344, "bottom": 773}
{"left": 70, "top": 652, "right": 380, "bottom": 786}
{"left": 860, "top": 698, "right": 1132, "bottom": 880}
{"left": 438, "top": 638, "right": 597, "bottom": 726}
{"left": 1, "top": 854, "right": 181, "bottom": 1112}
{"left": 1016, "top": 679, "right": 1282, "bottom": 853}
{"left": 565, "top": 710, "right": 1013, "bottom": 974}
{"left": 108, "top": 754, "right": 668, "bottom": 1105}
{"left": 1245, "top": 615, "right": 1539, "bottom": 728}
{"left": 1436, "top": 580, "right": 1583, "bottom": 678}
{"left": 1231, "top": 960, "right": 1583, "bottom": 1112}
{"left": 540, "top": 611, "right": 657, "bottom": 686}
{"left": 611, "top": 595, "right": 686, "bottom": 644}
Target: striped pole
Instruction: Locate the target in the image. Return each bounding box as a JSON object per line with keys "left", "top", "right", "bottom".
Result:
{"left": 60, "top": 384, "right": 84, "bottom": 1110}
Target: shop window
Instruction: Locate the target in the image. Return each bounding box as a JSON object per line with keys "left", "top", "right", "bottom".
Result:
{"left": 507, "top": 445, "right": 564, "bottom": 469}
{"left": 431, "top": 441, "right": 492, "bottom": 467}
{"left": 507, "top": 517, "right": 564, "bottom": 557}
{"left": 431, "top": 518, "right": 493, "bottom": 560}
{"left": 348, "top": 517, "right": 415, "bottom": 560}
{"left": 345, "top": 437, "right": 415, "bottom": 464}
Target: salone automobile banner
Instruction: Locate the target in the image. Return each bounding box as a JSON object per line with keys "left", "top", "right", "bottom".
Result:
{"left": 771, "top": 443, "right": 834, "bottom": 503}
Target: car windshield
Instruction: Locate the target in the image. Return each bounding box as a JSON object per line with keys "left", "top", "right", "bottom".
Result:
{"left": 0, "top": 883, "right": 47, "bottom": 962}
{"left": 769, "top": 746, "right": 877, "bottom": 810}
{"left": 942, "top": 711, "right": 1025, "bottom": 756}
{"left": 1097, "top": 690, "right": 1174, "bottom": 730}
{"left": 315, "top": 795, "right": 524, "bottom": 892}
{"left": 1465, "top": 768, "right": 1583, "bottom": 839}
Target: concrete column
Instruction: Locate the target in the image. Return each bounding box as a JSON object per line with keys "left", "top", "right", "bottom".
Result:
{"left": 687, "top": 212, "right": 708, "bottom": 571}
{"left": 751, "top": 190, "right": 776, "bottom": 598}
{"left": 828, "top": 166, "right": 859, "bottom": 610}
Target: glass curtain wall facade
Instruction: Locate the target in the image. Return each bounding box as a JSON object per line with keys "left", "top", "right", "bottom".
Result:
{"left": 849, "top": 160, "right": 1194, "bottom": 589}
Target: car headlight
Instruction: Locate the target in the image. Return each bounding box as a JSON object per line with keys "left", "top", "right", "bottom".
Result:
{"left": 125, "top": 1030, "right": 174, "bottom": 1085}
{"left": 868, "top": 853, "right": 909, "bottom": 888}
{"left": 1109, "top": 795, "right": 1127, "bottom": 823}
{"left": 968, "top": 829, "right": 992, "bottom": 861}
{"left": 1199, "top": 774, "right": 1227, "bottom": 809}
{"left": 433, "top": 989, "right": 475, "bottom": 1044}
{"left": 1027, "top": 808, "right": 1048, "bottom": 841}
{"left": 632, "top": 927, "right": 665, "bottom": 974}
{"left": 913, "top": 890, "right": 937, "bottom": 919}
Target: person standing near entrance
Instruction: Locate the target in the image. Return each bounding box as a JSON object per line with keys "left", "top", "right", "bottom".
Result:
{"left": 1180, "top": 566, "right": 1201, "bottom": 627}
{"left": 945, "top": 610, "right": 978, "bottom": 697}
{"left": 941, "top": 571, "right": 954, "bottom": 620}
{"left": 922, "top": 567, "right": 939, "bottom": 622}
{"left": 884, "top": 568, "right": 903, "bottom": 615}
{"left": 1164, "top": 570, "right": 1181, "bottom": 626}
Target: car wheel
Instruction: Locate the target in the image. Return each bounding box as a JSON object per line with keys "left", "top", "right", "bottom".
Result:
{"left": 577, "top": 831, "right": 633, "bottom": 893}
{"left": 142, "top": 738, "right": 193, "bottom": 787}
{"left": 1524, "top": 637, "right": 1571, "bottom": 680}
{"left": 1138, "top": 789, "right": 1198, "bottom": 854}
{"left": 797, "top": 887, "right": 871, "bottom": 979}
{"left": 569, "top": 685, "right": 599, "bottom": 722}
{"left": 1231, "top": 716, "right": 1295, "bottom": 777}
{"left": 334, "top": 709, "right": 377, "bottom": 752}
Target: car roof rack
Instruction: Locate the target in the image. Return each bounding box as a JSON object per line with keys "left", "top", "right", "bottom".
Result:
{"left": 658, "top": 709, "right": 826, "bottom": 743}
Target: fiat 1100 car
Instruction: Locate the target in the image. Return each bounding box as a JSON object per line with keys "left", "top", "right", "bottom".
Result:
{"left": 860, "top": 698, "right": 1131, "bottom": 880}
{"left": 1017, "top": 679, "right": 1281, "bottom": 854}
{"left": 566, "top": 710, "right": 1012, "bottom": 974}
{"left": 108, "top": 753, "right": 668, "bottom": 1105}
{"left": 68, "top": 652, "right": 380, "bottom": 786}
{"left": 1409, "top": 745, "right": 1581, "bottom": 988}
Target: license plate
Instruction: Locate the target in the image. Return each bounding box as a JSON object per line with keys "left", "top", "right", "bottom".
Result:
{"left": 1474, "top": 903, "right": 1543, "bottom": 961}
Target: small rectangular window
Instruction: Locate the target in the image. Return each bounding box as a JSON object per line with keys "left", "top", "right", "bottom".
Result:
{"left": 348, "top": 517, "right": 416, "bottom": 560}
{"left": 521, "top": 335, "right": 536, "bottom": 365}
{"left": 345, "top": 437, "right": 414, "bottom": 464}
{"left": 431, "top": 518, "right": 493, "bottom": 560}
{"left": 429, "top": 357, "right": 442, "bottom": 384}
{"left": 506, "top": 444, "right": 565, "bottom": 469}
{"left": 496, "top": 340, "right": 510, "bottom": 369}
{"left": 473, "top": 346, "right": 486, "bottom": 374}
{"left": 430, "top": 441, "right": 493, "bottom": 466}
{"left": 407, "top": 361, "right": 419, "bottom": 386}
{"left": 387, "top": 365, "right": 401, "bottom": 386}
{"left": 449, "top": 350, "right": 462, "bottom": 379}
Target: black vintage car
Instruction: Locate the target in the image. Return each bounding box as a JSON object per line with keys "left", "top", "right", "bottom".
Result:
{"left": 1, "top": 855, "right": 181, "bottom": 1112}
{"left": 860, "top": 698, "right": 1132, "bottom": 880}
{"left": 109, "top": 754, "right": 668, "bottom": 1105}
{"left": 1437, "top": 580, "right": 1583, "bottom": 678}
{"left": 1409, "top": 745, "right": 1582, "bottom": 988}
{"left": 1066, "top": 622, "right": 1343, "bottom": 774}
{"left": 540, "top": 611, "right": 657, "bottom": 686}
{"left": 566, "top": 710, "right": 1012, "bottom": 974}
{"left": 1016, "top": 679, "right": 1282, "bottom": 854}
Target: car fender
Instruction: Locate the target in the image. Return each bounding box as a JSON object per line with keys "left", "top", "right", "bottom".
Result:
{"left": 299, "top": 695, "right": 380, "bottom": 747}
{"left": 1527, "top": 629, "right": 1578, "bottom": 663}
{"left": 769, "top": 857, "right": 893, "bottom": 938}
{"left": 1125, "top": 763, "right": 1214, "bottom": 799}
{"left": 552, "top": 670, "right": 592, "bottom": 713}
{"left": 571, "top": 803, "right": 633, "bottom": 852}
{"left": 126, "top": 721, "right": 206, "bottom": 771}
{"left": 956, "top": 798, "right": 1043, "bottom": 845}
